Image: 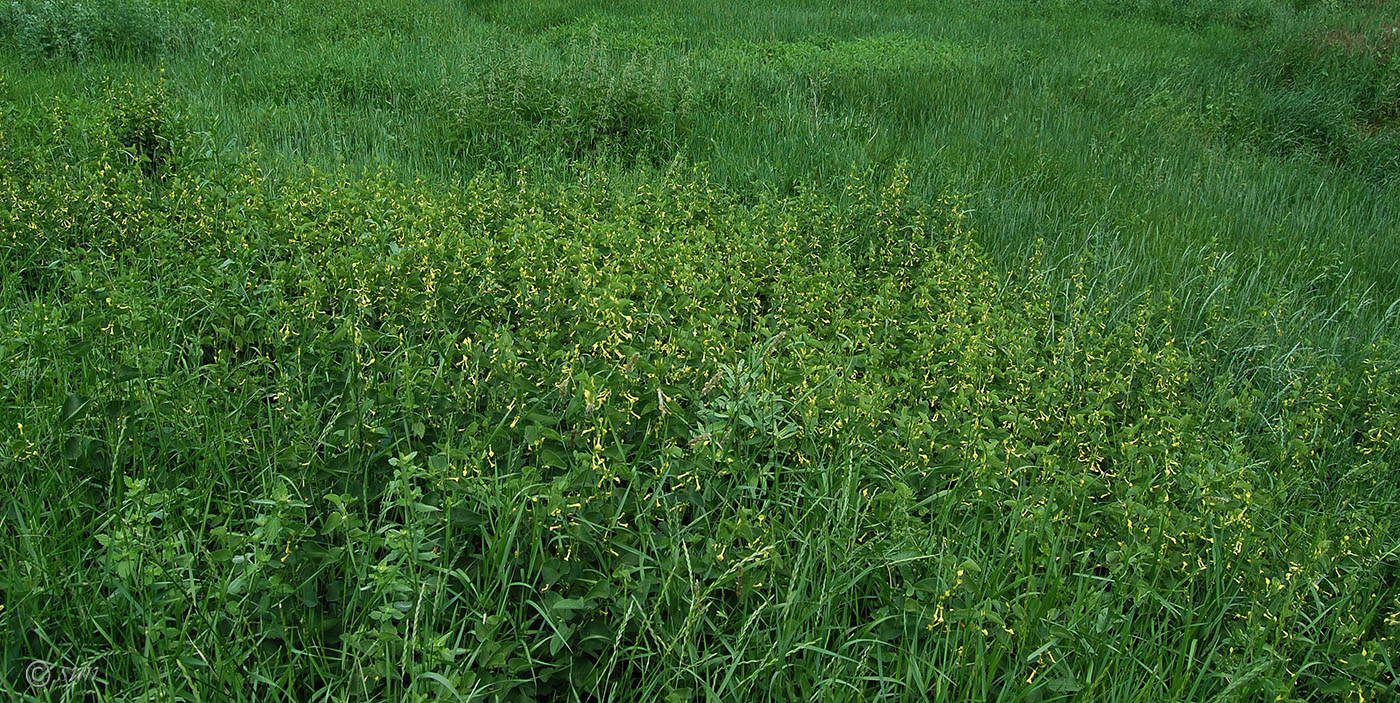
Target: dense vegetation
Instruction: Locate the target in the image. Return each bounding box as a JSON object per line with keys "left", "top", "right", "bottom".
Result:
{"left": 2, "top": 0, "right": 1398, "bottom": 701}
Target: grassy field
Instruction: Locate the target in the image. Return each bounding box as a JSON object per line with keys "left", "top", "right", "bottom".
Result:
{"left": 2, "top": 0, "right": 1399, "bottom": 700}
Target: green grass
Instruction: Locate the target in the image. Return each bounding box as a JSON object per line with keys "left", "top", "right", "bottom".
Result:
{"left": 2, "top": 0, "right": 1398, "bottom": 701}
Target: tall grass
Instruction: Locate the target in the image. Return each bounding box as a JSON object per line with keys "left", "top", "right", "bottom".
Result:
{"left": 1, "top": 0, "right": 1398, "bottom": 700}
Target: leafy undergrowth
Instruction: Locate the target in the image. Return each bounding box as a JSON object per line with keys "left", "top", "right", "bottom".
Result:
{"left": 1, "top": 91, "right": 1398, "bottom": 701}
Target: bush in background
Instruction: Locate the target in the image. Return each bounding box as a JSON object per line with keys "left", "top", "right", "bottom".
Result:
{"left": 444, "top": 38, "right": 695, "bottom": 165}
{"left": 0, "top": 0, "right": 203, "bottom": 61}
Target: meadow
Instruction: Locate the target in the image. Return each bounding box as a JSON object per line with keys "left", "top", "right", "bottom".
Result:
{"left": 1, "top": 0, "right": 1398, "bottom": 700}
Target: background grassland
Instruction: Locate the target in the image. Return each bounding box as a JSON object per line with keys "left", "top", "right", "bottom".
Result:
{"left": 1, "top": 0, "right": 1399, "bottom": 701}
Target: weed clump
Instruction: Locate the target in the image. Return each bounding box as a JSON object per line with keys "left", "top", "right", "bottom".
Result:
{"left": 105, "top": 79, "right": 179, "bottom": 179}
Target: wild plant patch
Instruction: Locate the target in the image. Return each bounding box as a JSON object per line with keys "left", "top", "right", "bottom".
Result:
{"left": 1, "top": 87, "right": 1396, "bottom": 700}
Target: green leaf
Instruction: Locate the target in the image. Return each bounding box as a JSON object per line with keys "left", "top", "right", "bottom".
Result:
{"left": 1045, "top": 673, "right": 1082, "bottom": 693}
{"left": 64, "top": 435, "right": 85, "bottom": 462}
{"left": 226, "top": 572, "right": 250, "bottom": 595}
{"left": 550, "top": 598, "right": 591, "bottom": 615}
{"left": 536, "top": 445, "right": 568, "bottom": 468}
{"left": 103, "top": 399, "right": 138, "bottom": 420}
{"left": 416, "top": 672, "right": 462, "bottom": 697}
{"left": 61, "top": 393, "right": 90, "bottom": 424}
